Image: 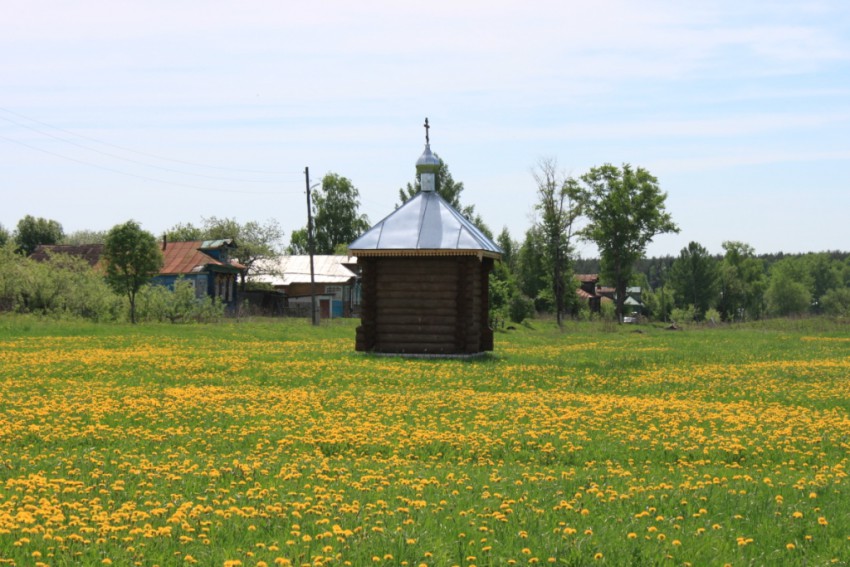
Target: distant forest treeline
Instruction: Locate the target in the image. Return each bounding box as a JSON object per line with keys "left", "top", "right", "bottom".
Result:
{"left": 576, "top": 250, "right": 850, "bottom": 289}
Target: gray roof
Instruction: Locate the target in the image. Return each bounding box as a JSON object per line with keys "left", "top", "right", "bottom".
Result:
{"left": 349, "top": 191, "right": 502, "bottom": 257}
{"left": 250, "top": 255, "right": 358, "bottom": 287}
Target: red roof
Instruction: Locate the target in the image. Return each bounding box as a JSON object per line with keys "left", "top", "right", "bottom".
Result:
{"left": 576, "top": 288, "right": 596, "bottom": 300}
{"left": 576, "top": 274, "right": 599, "bottom": 283}
{"left": 160, "top": 240, "right": 245, "bottom": 275}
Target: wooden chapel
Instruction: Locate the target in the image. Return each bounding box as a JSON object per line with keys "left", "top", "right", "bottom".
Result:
{"left": 348, "top": 120, "right": 503, "bottom": 355}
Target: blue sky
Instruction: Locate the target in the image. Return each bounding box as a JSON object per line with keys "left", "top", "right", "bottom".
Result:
{"left": 2, "top": 0, "right": 849, "bottom": 258}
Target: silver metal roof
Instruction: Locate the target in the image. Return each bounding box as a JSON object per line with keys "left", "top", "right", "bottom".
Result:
{"left": 349, "top": 191, "right": 502, "bottom": 257}
{"left": 250, "top": 255, "right": 358, "bottom": 287}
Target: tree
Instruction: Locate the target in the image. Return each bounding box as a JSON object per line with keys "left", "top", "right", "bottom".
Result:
{"left": 765, "top": 258, "right": 811, "bottom": 317}
{"left": 515, "top": 226, "right": 549, "bottom": 312}
{"left": 312, "top": 174, "right": 370, "bottom": 254}
{"left": 532, "top": 158, "right": 582, "bottom": 326}
{"left": 802, "top": 253, "right": 842, "bottom": 313}
{"left": 164, "top": 222, "right": 205, "bottom": 242}
{"left": 287, "top": 229, "right": 309, "bottom": 255}
{"left": 642, "top": 282, "right": 674, "bottom": 322}
{"left": 821, "top": 287, "right": 850, "bottom": 317}
{"left": 14, "top": 215, "right": 64, "bottom": 255}
{"left": 496, "top": 227, "right": 517, "bottom": 272}
{"left": 289, "top": 173, "right": 369, "bottom": 255}
{"left": 579, "top": 163, "right": 679, "bottom": 322}
{"left": 0, "top": 224, "right": 9, "bottom": 247}
{"left": 717, "top": 241, "right": 766, "bottom": 321}
{"left": 62, "top": 229, "right": 108, "bottom": 245}
{"left": 103, "top": 220, "right": 163, "bottom": 324}
{"left": 667, "top": 241, "right": 719, "bottom": 321}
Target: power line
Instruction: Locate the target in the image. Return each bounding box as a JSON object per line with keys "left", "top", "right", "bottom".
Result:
{"left": 0, "top": 114, "right": 290, "bottom": 185}
{"left": 0, "top": 133, "right": 302, "bottom": 196}
{"left": 0, "top": 106, "right": 302, "bottom": 177}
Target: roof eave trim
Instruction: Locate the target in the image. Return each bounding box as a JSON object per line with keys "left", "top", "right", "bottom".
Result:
{"left": 349, "top": 248, "right": 501, "bottom": 259}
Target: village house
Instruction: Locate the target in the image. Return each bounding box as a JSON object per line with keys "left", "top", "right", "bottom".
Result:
{"left": 575, "top": 273, "right": 643, "bottom": 317}
{"left": 156, "top": 239, "right": 245, "bottom": 308}
{"left": 249, "top": 255, "right": 360, "bottom": 319}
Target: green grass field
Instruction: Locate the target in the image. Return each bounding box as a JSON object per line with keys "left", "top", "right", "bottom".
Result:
{"left": 1, "top": 316, "right": 849, "bottom": 566}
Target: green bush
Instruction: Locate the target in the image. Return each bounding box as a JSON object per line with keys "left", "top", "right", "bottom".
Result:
{"left": 0, "top": 246, "right": 121, "bottom": 321}
{"left": 821, "top": 287, "right": 850, "bottom": 317}
{"left": 135, "top": 280, "right": 225, "bottom": 323}
{"left": 671, "top": 305, "right": 695, "bottom": 325}
{"left": 508, "top": 294, "right": 535, "bottom": 324}
{"left": 704, "top": 307, "right": 721, "bottom": 324}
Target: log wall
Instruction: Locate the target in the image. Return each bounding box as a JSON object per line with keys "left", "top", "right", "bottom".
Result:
{"left": 355, "top": 256, "right": 494, "bottom": 354}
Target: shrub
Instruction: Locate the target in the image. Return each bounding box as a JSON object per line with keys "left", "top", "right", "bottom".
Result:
{"left": 704, "top": 307, "right": 721, "bottom": 324}
{"left": 135, "top": 280, "right": 225, "bottom": 323}
{"left": 821, "top": 287, "right": 850, "bottom": 317}
{"left": 508, "top": 294, "right": 535, "bottom": 324}
{"left": 671, "top": 305, "right": 695, "bottom": 325}
{"left": 0, "top": 246, "right": 121, "bottom": 321}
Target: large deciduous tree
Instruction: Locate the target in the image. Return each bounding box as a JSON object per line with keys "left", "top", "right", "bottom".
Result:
{"left": 717, "top": 241, "right": 766, "bottom": 321}
{"left": 289, "top": 173, "right": 369, "bottom": 255}
{"left": 532, "top": 158, "right": 582, "bottom": 327}
{"left": 668, "top": 241, "right": 719, "bottom": 321}
{"left": 579, "top": 163, "right": 679, "bottom": 322}
{"left": 765, "top": 258, "right": 812, "bottom": 317}
{"left": 515, "top": 226, "right": 549, "bottom": 312}
{"left": 14, "top": 215, "right": 64, "bottom": 255}
{"left": 103, "top": 220, "right": 163, "bottom": 324}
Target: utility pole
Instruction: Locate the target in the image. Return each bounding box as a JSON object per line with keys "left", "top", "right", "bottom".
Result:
{"left": 305, "top": 167, "right": 319, "bottom": 326}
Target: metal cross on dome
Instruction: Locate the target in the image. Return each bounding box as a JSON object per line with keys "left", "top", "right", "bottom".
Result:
{"left": 424, "top": 117, "right": 430, "bottom": 144}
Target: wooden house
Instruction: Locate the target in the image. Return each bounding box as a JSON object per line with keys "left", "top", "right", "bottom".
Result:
{"left": 155, "top": 239, "right": 245, "bottom": 308}
{"left": 250, "top": 255, "right": 360, "bottom": 318}
{"left": 348, "top": 123, "right": 502, "bottom": 355}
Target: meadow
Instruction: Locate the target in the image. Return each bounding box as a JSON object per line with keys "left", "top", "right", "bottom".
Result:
{"left": 1, "top": 316, "right": 849, "bottom": 566}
